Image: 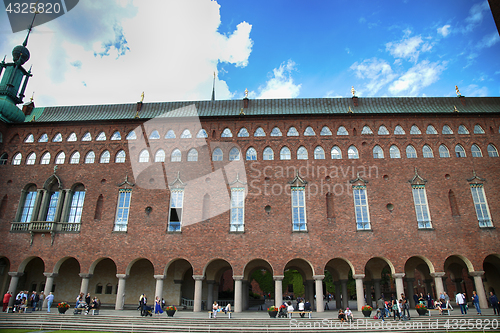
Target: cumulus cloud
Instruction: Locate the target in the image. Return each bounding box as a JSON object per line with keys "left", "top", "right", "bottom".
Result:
{"left": 476, "top": 32, "right": 500, "bottom": 49}
{"left": 386, "top": 35, "right": 432, "bottom": 63}
{"left": 437, "top": 25, "right": 451, "bottom": 37}
{"left": 464, "top": 84, "right": 488, "bottom": 97}
{"left": 0, "top": 0, "right": 254, "bottom": 106}
{"left": 350, "top": 58, "right": 397, "bottom": 96}
{"left": 389, "top": 60, "right": 446, "bottom": 95}
{"left": 464, "top": 1, "right": 490, "bottom": 32}
{"left": 254, "top": 60, "right": 301, "bottom": 99}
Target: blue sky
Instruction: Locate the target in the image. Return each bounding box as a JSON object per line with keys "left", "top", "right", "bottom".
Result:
{"left": 0, "top": 0, "right": 499, "bottom": 107}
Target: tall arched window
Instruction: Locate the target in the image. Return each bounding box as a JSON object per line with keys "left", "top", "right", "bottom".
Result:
{"left": 55, "top": 152, "right": 65, "bottom": 164}
{"left": 229, "top": 148, "right": 240, "bottom": 161}
{"left": 373, "top": 145, "right": 384, "bottom": 158}
{"left": 171, "top": 149, "right": 182, "bottom": 162}
{"left": 439, "top": 144, "right": 450, "bottom": 158}
{"left": 471, "top": 144, "right": 482, "bottom": 157}
{"left": 155, "top": 149, "right": 165, "bottom": 162}
{"left": 487, "top": 144, "right": 499, "bottom": 157}
{"left": 331, "top": 146, "right": 341, "bottom": 159}
{"left": 455, "top": 144, "right": 466, "bottom": 157}
{"left": 115, "top": 150, "right": 126, "bottom": 163}
{"left": 40, "top": 152, "right": 51, "bottom": 164}
{"left": 314, "top": 146, "right": 325, "bottom": 159}
{"left": 297, "top": 146, "right": 308, "bottom": 160}
{"left": 263, "top": 147, "right": 274, "bottom": 160}
{"left": 139, "top": 150, "right": 149, "bottom": 163}
{"left": 422, "top": 145, "right": 433, "bottom": 158}
{"left": 406, "top": 145, "right": 417, "bottom": 158}
{"left": 389, "top": 145, "right": 400, "bottom": 158}
{"left": 246, "top": 147, "right": 257, "bottom": 160}
{"left": 212, "top": 148, "right": 223, "bottom": 161}
{"left": 280, "top": 147, "right": 291, "bottom": 160}
{"left": 187, "top": 148, "right": 198, "bottom": 162}
{"left": 100, "top": 150, "right": 110, "bottom": 163}
{"left": 348, "top": 146, "right": 358, "bottom": 159}
{"left": 70, "top": 152, "right": 80, "bottom": 164}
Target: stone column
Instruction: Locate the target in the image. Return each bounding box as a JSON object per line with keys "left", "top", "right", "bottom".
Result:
{"left": 365, "top": 281, "right": 373, "bottom": 307}
{"left": 442, "top": 276, "right": 448, "bottom": 293}
{"left": 340, "top": 279, "right": 349, "bottom": 309}
{"left": 373, "top": 279, "right": 381, "bottom": 301}
{"left": 206, "top": 280, "right": 215, "bottom": 309}
{"left": 430, "top": 272, "right": 445, "bottom": 300}
{"left": 274, "top": 275, "right": 284, "bottom": 308}
{"left": 242, "top": 280, "right": 249, "bottom": 310}
{"left": 7, "top": 272, "right": 23, "bottom": 306}
{"left": 193, "top": 275, "right": 204, "bottom": 312}
{"left": 314, "top": 275, "right": 325, "bottom": 312}
{"left": 354, "top": 274, "right": 365, "bottom": 311}
{"left": 405, "top": 278, "right": 415, "bottom": 308}
{"left": 233, "top": 275, "right": 243, "bottom": 313}
{"left": 79, "top": 273, "right": 93, "bottom": 295}
{"left": 154, "top": 275, "right": 165, "bottom": 300}
{"left": 334, "top": 281, "right": 341, "bottom": 309}
{"left": 470, "top": 271, "right": 488, "bottom": 309}
{"left": 305, "top": 280, "right": 314, "bottom": 305}
{"left": 393, "top": 273, "right": 405, "bottom": 300}
{"left": 42, "top": 272, "right": 58, "bottom": 308}
{"left": 173, "top": 280, "right": 183, "bottom": 306}
{"left": 115, "top": 274, "right": 128, "bottom": 310}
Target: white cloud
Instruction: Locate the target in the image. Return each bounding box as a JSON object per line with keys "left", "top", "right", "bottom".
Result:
{"left": 389, "top": 60, "right": 446, "bottom": 95}
{"left": 255, "top": 60, "right": 301, "bottom": 99}
{"left": 464, "top": 84, "right": 488, "bottom": 97}
{"left": 385, "top": 35, "right": 431, "bottom": 63}
{"left": 350, "top": 58, "right": 397, "bottom": 96}
{"left": 464, "top": 1, "right": 490, "bottom": 32}
{"left": 477, "top": 32, "right": 500, "bottom": 49}
{"left": 437, "top": 25, "right": 451, "bottom": 37}
{"left": 0, "top": 0, "right": 254, "bottom": 106}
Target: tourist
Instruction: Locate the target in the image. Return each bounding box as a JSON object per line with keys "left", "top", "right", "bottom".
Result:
{"left": 401, "top": 294, "right": 410, "bottom": 319}
{"left": 212, "top": 301, "right": 218, "bottom": 318}
{"left": 154, "top": 296, "right": 163, "bottom": 315}
{"left": 31, "top": 291, "right": 39, "bottom": 311}
{"left": 377, "top": 295, "right": 385, "bottom": 321}
{"left": 46, "top": 292, "right": 54, "bottom": 313}
{"left": 472, "top": 291, "right": 481, "bottom": 315}
{"left": 489, "top": 292, "right": 499, "bottom": 315}
{"left": 38, "top": 292, "right": 44, "bottom": 311}
{"left": 444, "top": 292, "right": 453, "bottom": 310}
{"left": 298, "top": 299, "right": 305, "bottom": 317}
{"left": 2, "top": 291, "right": 12, "bottom": 312}
{"left": 338, "top": 308, "right": 345, "bottom": 322}
{"left": 455, "top": 292, "right": 467, "bottom": 315}
{"left": 345, "top": 307, "right": 353, "bottom": 323}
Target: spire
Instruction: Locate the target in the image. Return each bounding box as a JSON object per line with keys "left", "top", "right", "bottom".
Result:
{"left": 23, "top": 11, "right": 38, "bottom": 47}
{"left": 211, "top": 72, "right": 216, "bottom": 101}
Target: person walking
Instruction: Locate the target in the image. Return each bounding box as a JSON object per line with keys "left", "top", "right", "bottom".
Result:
{"left": 455, "top": 292, "right": 467, "bottom": 315}
{"left": 489, "top": 292, "right": 499, "bottom": 315}
{"left": 38, "top": 292, "right": 44, "bottom": 311}
{"left": 2, "top": 291, "right": 12, "bottom": 312}
{"left": 46, "top": 292, "right": 54, "bottom": 313}
{"left": 377, "top": 295, "right": 385, "bottom": 321}
{"left": 472, "top": 291, "right": 481, "bottom": 315}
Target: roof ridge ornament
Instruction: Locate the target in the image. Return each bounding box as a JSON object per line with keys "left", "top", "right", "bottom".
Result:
{"left": 350, "top": 171, "right": 368, "bottom": 185}
{"left": 288, "top": 170, "right": 307, "bottom": 187}
{"left": 467, "top": 169, "right": 486, "bottom": 184}
{"left": 118, "top": 175, "right": 135, "bottom": 188}
{"left": 455, "top": 85, "right": 462, "bottom": 97}
{"left": 229, "top": 172, "right": 247, "bottom": 186}
{"left": 454, "top": 105, "right": 459, "bottom": 112}
{"left": 169, "top": 171, "right": 186, "bottom": 188}
{"left": 408, "top": 167, "right": 427, "bottom": 185}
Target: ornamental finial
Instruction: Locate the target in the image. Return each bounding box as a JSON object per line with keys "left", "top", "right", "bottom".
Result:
{"left": 454, "top": 105, "right": 459, "bottom": 112}
{"left": 244, "top": 88, "right": 249, "bottom": 98}
{"left": 455, "top": 85, "right": 461, "bottom": 97}
{"left": 351, "top": 86, "right": 356, "bottom": 97}
{"left": 30, "top": 91, "right": 34, "bottom": 102}
{"left": 140, "top": 91, "right": 144, "bottom": 102}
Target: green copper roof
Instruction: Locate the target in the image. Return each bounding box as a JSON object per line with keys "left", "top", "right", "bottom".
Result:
{"left": 26, "top": 97, "right": 500, "bottom": 123}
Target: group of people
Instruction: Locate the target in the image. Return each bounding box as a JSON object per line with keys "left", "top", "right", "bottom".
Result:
{"left": 138, "top": 294, "right": 174, "bottom": 316}
{"left": 74, "top": 292, "right": 101, "bottom": 315}
{"left": 211, "top": 301, "right": 232, "bottom": 318}
{"left": 376, "top": 293, "right": 411, "bottom": 321}
{"left": 2, "top": 290, "right": 55, "bottom": 313}
{"left": 337, "top": 308, "right": 353, "bottom": 322}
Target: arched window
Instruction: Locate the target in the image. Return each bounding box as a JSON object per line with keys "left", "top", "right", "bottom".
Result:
{"left": 373, "top": 145, "right": 384, "bottom": 158}
{"left": 52, "top": 133, "right": 62, "bottom": 142}
{"left": 212, "top": 148, "right": 223, "bottom": 161}
{"left": 39, "top": 133, "right": 48, "bottom": 142}
{"left": 139, "top": 150, "right": 149, "bottom": 163}
{"left": 378, "top": 126, "right": 389, "bottom": 135}
{"left": 389, "top": 145, "right": 400, "bottom": 158}
{"left": 111, "top": 131, "right": 121, "bottom": 140}
{"left": 126, "top": 130, "right": 137, "bottom": 140}
{"left": 271, "top": 127, "right": 282, "bottom": 136}
{"left": 426, "top": 125, "right": 437, "bottom": 134}
{"left": 263, "top": 147, "right": 274, "bottom": 160}
{"left": 115, "top": 150, "right": 126, "bottom": 163}
{"left": 406, "top": 145, "right": 417, "bottom": 158}
{"left": 280, "top": 146, "right": 291, "bottom": 160}
{"left": 237, "top": 128, "right": 249, "bottom": 137}
{"left": 67, "top": 133, "right": 77, "bottom": 141}
{"left": 422, "top": 145, "right": 433, "bottom": 158}
{"left": 361, "top": 126, "right": 373, "bottom": 134}
{"left": 320, "top": 126, "right": 332, "bottom": 136}
{"left": 246, "top": 147, "right": 257, "bottom": 160}
{"left": 337, "top": 126, "right": 348, "bottom": 135}
{"left": 196, "top": 129, "right": 208, "bottom": 138}
{"left": 229, "top": 147, "right": 240, "bottom": 161}
{"left": 85, "top": 151, "right": 95, "bottom": 163}
{"left": 314, "top": 146, "right": 325, "bottom": 159}
{"left": 410, "top": 125, "right": 421, "bottom": 134}
{"left": 471, "top": 144, "right": 482, "bottom": 157}
{"left": 455, "top": 144, "right": 466, "bottom": 157}
{"left": 458, "top": 125, "right": 469, "bottom": 134}
{"left": 187, "top": 148, "right": 198, "bottom": 162}
{"left": 100, "top": 150, "right": 110, "bottom": 163}
{"left": 70, "top": 152, "right": 80, "bottom": 164}
{"left": 96, "top": 132, "right": 106, "bottom": 141}
{"left": 254, "top": 127, "right": 266, "bottom": 137}
{"left": 487, "top": 144, "right": 499, "bottom": 157}
{"left": 82, "top": 132, "right": 92, "bottom": 141}
{"left": 149, "top": 130, "right": 160, "bottom": 140}
{"left": 439, "top": 144, "right": 450, "bottom": 158}
{"left": 40, "top": 152, "right": 51, "bottom": 164}
{"left": 297, "top": 146, "right": 308, "bottom": 160}
{"left": 331, "top": 146, "right": 341, "bottom": 159}
{"left": 304, "top": 126, "right": 316, "bottom": 136}
{"left": 394, "top": 125, "right": 405, "bottom": 135}
{"left": 26, "top": 152, "right": 36, "bottom": 165}
{"left": 180, "top": 129, "right": 192, "bottom": 138}
{"left": 165, "top": 130, "right": 176, "bottom": 139}
{"left": 287, "top": 127, "right": 299, "bottom": 136}
{"left": 348, "top": 146, "right": 358, "bottom": 159}
{"left": 221, "top": 128, "right": 233, "bottom": 137}
{"left": 55, "top": 152, "right": 65, "bottom": 164}
{"left": 12, "top": 153, "right": 22, "bottom": 165}
{"left": 442, "top": 125, "right": 453, "bottom": 134}
{"left": 474, "top": 124, "right": 485, "bottom": 134}
{"left": 24, "top": 134, "right": 34, "bottom": 143}
{"left": 19, "top": 186, "right": 37, "bottom": 222}
{"left": 0, "top": 153, "right": 7, "bottom": 165}
{"left": 155, "top": 149, "right": 165, "bottom": 162}
{"left": 171, "top": 149, "right": 181, "bottom": 162}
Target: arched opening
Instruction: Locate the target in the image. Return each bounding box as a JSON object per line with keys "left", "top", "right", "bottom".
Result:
{"left": 404, "top": 256, "right": 435, "bottom": 308}
{"left": 325, "top": 258, "right": 354, "bottom": 310}
{"left": 243, "top": 259, "right": 274, "bottom": 311}
{"left": 165, "top": 258, "right": 194, "bottom": 309}
{"left": 483, "top": 254, "right": 500, "bottom": 295}
{"left": 89, "top": 258, "right": 118, "bottom": 305}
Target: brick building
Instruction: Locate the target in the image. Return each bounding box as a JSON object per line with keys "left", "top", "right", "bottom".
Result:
{"left": 1, "top": 32, "right": 499, "bottom": 313}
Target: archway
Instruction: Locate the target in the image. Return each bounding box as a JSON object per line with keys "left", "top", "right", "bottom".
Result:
{"left": 443, "top": 255, "right": 474, "bottom": 301}
{"left": 88, "top": 258, "right": 118, "bottom": 306}
{"left": 483, "top": 254, "right": 500, "bottom": 295}
{"left": 204, "top": 259, "right": 233, "bottom": 311}
{"left": 243, "top": 259, "right": 274, "bottom": 311}
{"left": 164, "top": 258, "right": 193, "bottom": 308}
{"left": 404, "top": 256, "right": 435, "bottom": 308}
{"left": 53, "top": 257, "right": 81, "bottom": 303}
{"left": 325, "top": 258, "right": 354, "bottom": 310}
{"left": 125, "top": 258, "right": 155, "bottom": 307}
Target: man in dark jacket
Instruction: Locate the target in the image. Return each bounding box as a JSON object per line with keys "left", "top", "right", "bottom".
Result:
{"left": 31, "top": 292, "right": 39, "bottom": 311}
{"left": 377, "top": 295, "right": 385, "bottom": 321}
{"left": 490, "top": 292, "right": 499, "bottom": 315}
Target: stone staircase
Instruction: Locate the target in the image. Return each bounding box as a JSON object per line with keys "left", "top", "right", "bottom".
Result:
{"left": 0, "top": 312, "right": 498, "bottom": 332}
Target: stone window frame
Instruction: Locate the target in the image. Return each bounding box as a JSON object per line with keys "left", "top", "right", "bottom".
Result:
{"left": 230, "top": 188, "right": 245, "bottom": 232}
